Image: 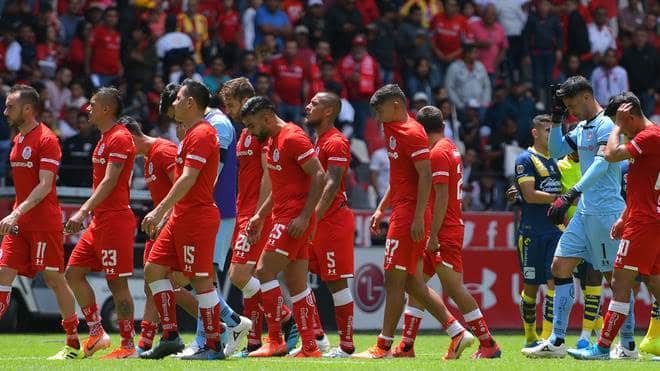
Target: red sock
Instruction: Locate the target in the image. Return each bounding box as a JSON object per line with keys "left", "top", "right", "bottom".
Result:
{"left": 465, "top": 309, "right": 494, "bottom": 347}
{"left": 62, "top": 314, "right": 80, "bottom": 349}
{"left": 81, "top": 303, "right": 103, "bottom": 336}
{"left": 261, "top": 281, "right": 284, "bottom": 342}
{"left": 310, "top": 291, "right": 324, "bottom": 338}
{"left": 150, "top": 280, "right": 178, "bottom": 338}
{"left": 0, "top": 286, "right": 10, "bottom": 319}
{"left": 292, "top": 289, "right": 318, "bottom": 352}
{"left": 138, "top": 320, "right": 159, "bottom": 350}
{"left": 377, "top": 334, "right": 393, "bottom": 351}
{"left": 332, "top": 288, "right": 354, "bottom": 353}
{"left": 118, "top": 319, "right": 135, "bottom": 349}
{"left": 243, "top": 292, "right": 263, "bottom": 348}
{"left": 598, "top": 308, "right": 628, "bottom": 348}
{"left": 401, "top": 307, "right": 423, "bottom": 347}
{"left": 198, "top": 289, "right": 221, "bottom": 351}
{"left": 281, "top": 303, "right": 291, "bottom": 322}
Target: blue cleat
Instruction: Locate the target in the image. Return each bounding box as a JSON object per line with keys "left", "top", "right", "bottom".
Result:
{"left": 136, "top": 345, "right": 148, "bottom": 356}
{"left": 180, "top": 346, "right": 225, "bottom": 361}
{"left": 576, "top": 338, "right": 592, "bottom": 350}
{"left": 524, "top": 339, "right": 543, "bottom": 348}
{"left": 567, "top": 344, "right": 610, "bottom": 360}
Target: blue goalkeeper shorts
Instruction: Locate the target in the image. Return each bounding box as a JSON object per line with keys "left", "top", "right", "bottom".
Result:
{"left": 213, "top": 217, "right": 236, "bottom": 271}
{"left": 555, "top": 212, "right": 620, "bottom": 272}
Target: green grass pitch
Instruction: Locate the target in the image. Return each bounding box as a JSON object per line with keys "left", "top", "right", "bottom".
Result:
{"left": 0, "top": 332, "right": 655, "bottom": 370}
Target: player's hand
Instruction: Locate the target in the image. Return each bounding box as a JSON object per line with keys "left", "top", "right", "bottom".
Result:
{"left": 288, "top": 214, "right": 310, "bottom": 239}
{"left": 614, "top": 102, "right": 634, "bottom": 125}
{"left": 410, "top": 216, "right": 425, "bottom": 242}
{"left": 65, "top": 209, "right": 87, "bottom": 234}
{"left": 246, "top": 214, "right": 264, "bottom": 245}
{"left": 506, "top": 185, "right": 520, "bottom": 203}
{"left": 0, "top": 212, "right": 19, "bottom": 235}
{"left": 370, "top": 208, "right": 384, "bottom": 234}
{"left": 610, "top": 217, "right": 625, "bottom": 240}
{"left": 547, "top": 187, "right": 581, "bottom": 225}
{"left": 142, "top": 209, "right": 165, "bottom": 237}
{"left": 426, "top": 234, "right": 440, "bottom": 253}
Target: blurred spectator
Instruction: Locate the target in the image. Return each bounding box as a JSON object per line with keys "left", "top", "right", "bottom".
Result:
{"left": 58, "top": 105, "right": 81, "bottom": 139}
{"left": 590, "top": 48, "right": 628, "bottom": 106}
{"left": 587, "top": 6, "right": 616, "bottom": 66}
{"left": 470, "top": 4, "right": 508, "bottom": 82}
{"left": 503, "top": 81, "right": 536, "bottom": 148}
{"left": 356, "top": 0, "right": 380, "bottom": 26}
{"left": 301, "top": 0, "right": 326, "bottom": 46}
{"left": 177, "top": 0, "right": 210, "bottom": 66}
{"left": 461, "top": 147, "right": 479, "bottom": 186}
{"left": 397, "top": 5, "right": 433, "bottom": 74}
{"left": 14, "top": 23, "right": 37, "bottom": 80}
{"left": 270, "top": 39, "right": 310, "bottom": 123}
{"left": 560, "top": 53, "right": 582, "bottom": 81}
{"left": 494, "top": 0, "right": 528, "bottom": 83}
{"left": 243, "top": 0, "right": 262, "bottom": 51}
{"left": 620, "top": 29, "right": 659, "bottom": 117}
{"left": 86, "top": 7, "right": 122, "bottom": 87}
{"left": 66, "top": 20, "right": 91, "bottom": 75}
{"left": 462, "top": 1, "right": 480, "bottom": 26}
{"left": 523, "top": 0, "right": 562, "bottom": 104}
{"left": 458, "top": 103, "right": 483, "bottom": 152}
{"left": 156, "top": 15, "right": 194, "bottom": 77}
{"left": 563, "top": 0, "right": 592, "bottom": 76}
{"left": 0, "top": 91, "right": 10, "bottom": 182}
{"left": 406, "top": 57, "right": 441, "bottom": 104}
{"left": 465, "top": 170, "right": 506, "bottom": 211}
{"left": 294, "top": 25, "right": 314, "bottom": 65}
{"left": 369, "top": 146, "right": 389, "bottom": 202}
{"left": 236, "top": 50, "right": 259, "bottom": 84}
{"left": 218, "top": 0, "right": 242, "bottom": 66}
{"left": 643, "top": 14, "right": 660, "bottom": 49}
{"left": 143, "top": 0, "right": 168, "bottom": 38}
{"left": 411, "top": 92, "right": 430, "bottom": 115}
{"left": 66, "top": 80, "right": 89, "bottom": 109}
{"left": 430, "top": 0, "right": 467, "bottom": 75}
{"left": 339, "top": 34, "right": 380, "bottom": 139}
{"left": 45, "top": 67, "right": 72, "bottom": 114}
{"left": 445, "top": 44, "right": 491, "bottom": 113}
{"left": 399, "top": 0, "right": 442, "bottom": 29}
{"left": 169, "top": 56, "right": 203, "bottom": 83}
{"left": 255, "top": 72, "right": 272, "bottom": 97}
{"left": 367, "top": 3, "right": 398, "bottom": 84}
{"left": 618, "top": 0, "right": 644, "bottom": 37}
{"left": 438, "top": 97, "right": 458, "bottom": 139}
{"left": 124, "top": 22, "right": 157, "bottom": 88}
{"left": 283, "top": 0, "right": 304, "bottom": 24}
{"left": 255, "top": 0, "right": 292, "bottom": 51}
{"left": 60, "top": 111, "right": 98, "bottom": 187}
{"left": 59, "top": 0, "right": 84, "bottom": 44}
{"left": 203, "top": 56, "right": 231, "bottom": 95}
{"left": 325, "top": 0, "right": 363, "bottom": 59}
{"left": 486, "top": 116, "right": 520, "bottom": 173}
{"left": 36, "top": 26, "right": 63, "bottom": 79}
{"left": 483, "top": 84, "right": 507, "bottom": 132}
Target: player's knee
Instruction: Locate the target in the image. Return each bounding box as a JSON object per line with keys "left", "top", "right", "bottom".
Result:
{"left": 644, "top": 275, "right": 660, "bottom": 296}
{"left": 107, "top": 277, "right": 129, "bottom": 295}
{"left": 229, "top": 265, "right": 250, "bottom": 288}
{"left": 551, "top": 260, "right": 572, "bottom": 278}
{"left": 64, "top": 266, "right": 84, "bottom": 286}
{"left": 42, "top": 271, "right": 63, "bottom": 289}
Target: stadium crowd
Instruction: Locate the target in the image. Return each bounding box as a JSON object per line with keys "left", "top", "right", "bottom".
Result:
{"left": 0, "top": 0, "right": 659, "bottom": 210}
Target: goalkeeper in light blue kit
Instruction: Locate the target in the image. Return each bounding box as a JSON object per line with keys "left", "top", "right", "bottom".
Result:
{"left": 522, "top": 76, "right": 637, "bottom": 359}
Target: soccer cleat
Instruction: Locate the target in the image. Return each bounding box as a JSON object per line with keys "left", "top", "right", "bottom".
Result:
{"left": 136, "top": 345, "right": 149, "bottom": 356}
{"left": 232, "top": 347, "right": 252, "bottom": 358}
{"left": 576, "top": 338, "right": 592, "bottom": 350}
{"left": 100, "top": 347, "right": 138, "bottom": 359}
{"left": 47, "top": 345, "right": 85, "bottom": 360}
{"left": 322, "top": 347, "right": 353, "bottom": 358}
{"left": 640, "top": 336, "right": 660, "bottom": 356}
{"left": 81, "top": 331, "right": 111, "bottom": 358}
{"left": 224, "top": 318, "right": 251, "bottom": 356}
{"left": 609, "top": 343, "right": 639, "bottom": 360}
{"left": 352, "top": 345, "right": 393, "bottom": 359}
{"left": 471, "top": 344, "right": 502, "bottom": 359}
{"left": 288, "top": 334, "right": 331, "bottom": 357}
{"left": 171, "top": 339, "right": 202, "bottom": 358}
{"left": 180, "top": 346, "right": 225, "bottom": 360}
{"left": 524, "top": 339, "right": 543, "bottom": 348}
{"left": 652, "top": 356, "right": 660, "bottom": 361}
{"left": 139, "top": 336, "right": 185, "bottom": 359}
{"left": 392, "top": 342, "right": 415, "bottom": 358}
{"left": 290, "top": 347, "right": 321, "bottom": 358}
{"left": 567, "top": 344, "right": 610, "bottom": 360}
{"left": 248, "top": 338, "right": 288, "bottom": 357}
{"left": 442, "top": 330, "right": 475, "bottom": 360}
{"left": 282, "top": 317, "right": 300, "bottom": 352}
{"left": 521, "top": 339, "right": 566, "bottom": 358}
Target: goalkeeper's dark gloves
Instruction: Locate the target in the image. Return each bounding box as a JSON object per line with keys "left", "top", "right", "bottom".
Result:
{"left": 547, "top": 187, "right": 580, "bottom": 225}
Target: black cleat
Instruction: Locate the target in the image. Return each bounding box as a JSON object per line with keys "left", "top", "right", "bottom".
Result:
{"left": 139, "top": 336, "right": 185, "bottom": 359}
{"left": 282, "top": 317, "right": 300, "bottom": 352}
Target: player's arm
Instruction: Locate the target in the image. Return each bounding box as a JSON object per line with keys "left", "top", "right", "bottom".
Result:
{"left": 315, "top": 165, "right": 345, "bottom": 220}
{"left": 412, "top": 159, "right": 432, "bottom": 242}
{"left": 256, "top": 151, "right": 272, "bottom": 209}
{"left": 604, "top": 123, "right": 632, "bottom": 162}
{"left": 0, "top": 169, "right": 56, "bottom": 235}
{"left": 518, "top": 178, "right": 558, "bottom": 204}
{"left": 370, "top": 186, "right": 390, "bottom": 234}
{"left": 427, "top": 182, "right": 448, "bottom": 251}
{"left": 288, "top": 157, "right": 325, "bottom": 238}
{"left": 548, "top": 125, "right": 577, "bottom": 159}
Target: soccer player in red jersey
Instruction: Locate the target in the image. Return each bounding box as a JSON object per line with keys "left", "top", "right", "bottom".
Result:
{"left": 240, "top": 96, "right": 326, "bottom": 358}
{"left": 140, "top": 79, "right": 224, "bottom": 360}
{"left": 568, "top": 92, "right": 660, "bottom": 360}
{"left": 393, "top": 106, "right": 500, "bottom": 359}
{"left": 353, "top": 85, "right": 474, "bottom": 359}
{"left": 64, "top": 87, "right": 138, "bottom": 359}
{"left": 0, "top": 85, "right": 81, "bottom": 360}
{"left": 302, "top": 92, "right": 355, "bottom": 357}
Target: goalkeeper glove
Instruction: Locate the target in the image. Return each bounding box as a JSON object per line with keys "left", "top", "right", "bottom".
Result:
{"left": 547, "top": 187, "right": 580, "bottom": 225}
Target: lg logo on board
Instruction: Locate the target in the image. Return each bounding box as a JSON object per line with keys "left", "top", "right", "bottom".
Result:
{"left": 352, "top": 263, "right": 385, "bottom": 313}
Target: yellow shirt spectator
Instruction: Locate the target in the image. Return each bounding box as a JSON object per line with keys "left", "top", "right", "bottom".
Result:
{"left": 400, "top": 0, "right": 443, "bottom": 28}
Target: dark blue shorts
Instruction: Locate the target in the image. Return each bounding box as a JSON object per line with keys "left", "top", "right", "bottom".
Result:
{"left": 517, "top": 230, "right": 561, "bottom": 285}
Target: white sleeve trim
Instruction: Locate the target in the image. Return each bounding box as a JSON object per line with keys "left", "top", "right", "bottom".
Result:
{"left": 109, "top": 152, "right": 128, "bottom": 159}
{"left": 630, "top": 140, "right": 642, "bottom": 154}
{"left": 328, "top": 156, "right": 348, "bottom": 162}
{"left": 432, "top": 171, "right": 449, "bottom": 177}
{"left": 297, "top": 148, "right": 315, "bottom": 161}
{"left": 40, "top": 158, "right": 60, "bottom": 166}
{"left": 410, "top": 148, "right": 430, "bottom": 158}
{"left": 186, "top": 154, "right": 207, "bottom": 163}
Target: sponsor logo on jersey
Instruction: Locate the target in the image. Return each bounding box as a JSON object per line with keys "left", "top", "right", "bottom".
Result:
{"left": 389, "top": 136, "right": 396, "bottom": 149}
{"left": 273, "top": 149, "right": 280, "bottom": 162}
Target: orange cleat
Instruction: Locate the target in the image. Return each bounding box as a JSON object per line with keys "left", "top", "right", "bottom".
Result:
{"left": 248, "top": 338, "right": 288, "bottom": 357}
{"left": 392, "top": 342, "right": 415, "bottom": 358}
{"left": 352, "top": 345, "right": 393, "bottom": 359}
{"left": 291, "top": 347, "right": 321, "bottom": 358}
{"left": 81, "top": 331, "right": 111, "bottom": 358}
{"left": 442, "top": 330, "right": 475, "bottom": 360}
{"left": 100, "top": 347, "right": 138, "bottom": 359}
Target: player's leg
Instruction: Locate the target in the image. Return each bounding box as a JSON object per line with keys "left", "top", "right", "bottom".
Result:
{"left": 42, "top": 270, "right": 81, "bottom": 352}
{"left": 577, "top": 263, "right": 603, "bottom": 349}
{"left": 181, "top": 275, "right": 226, "bottom": 360}
{"left": 0, "top": 235, "right": 24, "bottom": 321}
{"left": 324, "top": 279, "right": 354, "bottom": 356}
{"left": 641, "top": 301, "right": 660, "bottom": 355}
{"left": 212, "top": 218, "right": 247, "bottom": 331}
{"left": 100, "top": 277, "right": 136, "bottom": 358}
{"left": 229, "top": 261, "right": 263, "bottom": 353}
{"left": 541, "top": 280, "right": 555, "bottom": 340}
{"left": 0, "top": 267, "right": 17, "bottom": 320}
{"left": 138, "top": 241, "right": 159, "bottom": 354}
{"left": 284, "top": 257, "right": 321, "bottom": 358}
{"left": 393, "top": 263, "right": 433, "bottom": 358}
{"left": 541, "top": 233, "right": 559, "bottom": 341}
{"left": 517, "top": 232, "right": 544, "bottom": 345}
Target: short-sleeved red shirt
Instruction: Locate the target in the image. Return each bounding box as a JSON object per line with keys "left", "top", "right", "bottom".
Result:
{"left": 267, "top": 123, "right": 316, "bottom": 220}
{"left": 431, "top": 14, "right": 467, "bottom": 57}
{"left": 236, "top": 129, "right": 267, "bottom": 220}
{"left": 430, "top": 137, "right": 464, "bottom": 230}
{"left": 9, "top": 124, "right": 62, "bottom": 231}
{"left": 270, "top": 56, "right": 309, "bottom": 106}
{"left": 624, "top": 124, "right": 660, "bottom": 225}
{"left": 92, "top": 124, "right": 136, "bottom": 214}
{"left": 89, "top": 26, "right": 121, "bottom": 75}
{"left": 144, "top": 138, "right": 177, "bottom": 205}
{"left": 383, "top": 116, "right": 431, "bottom": 212}
{"left": 316, "top": 127, "right": 350, "bottom": 218}
{"left": 172, "top": 121, "right": 220, "bottom": 220}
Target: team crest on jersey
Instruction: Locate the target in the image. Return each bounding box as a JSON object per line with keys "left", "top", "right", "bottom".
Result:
{"left": 273, "top": 149, "right": 280, "bottom": 162}
{"left": 21, "top": 146, "right": 32, "bottom": 160}
{"left": 586, "top": 131, "right": 593, "bottom": 141}
{"left": 244, "top": 134, "right": 252, "bottom": 147}
{"left": 516, "top": 164, "right": 524, "bottom": 175}
{"left": 389, "top": 136, "right": 396, "bottom": 149}
{"left": 148, "top": 162, "right": 154, "bottom": 175}
{"left": 177, "top": 142, "right": 183, "bottom": 154}
{"left": 98, "top": 143, "right": 105, "bottom": 156}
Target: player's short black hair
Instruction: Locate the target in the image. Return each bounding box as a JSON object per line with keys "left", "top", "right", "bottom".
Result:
{"left": 317, "top": 92, "right": 342, "bottom": 119}
{"left": 219, "top": 77, "right": 255, "bottom": 102}
{"left": 159, "top": 83, "right": 180, "bottom": 115}
{"left": 180, "top": 79, "right": 210, "bottom": 111}
{"left": 118, "top": 115, "right": 144, "bottom": 136}
{"left": 532, "top": 114, "right": 552, "bottom": 128}
{"left": 94, "top": 86, "right": 122, "bottom": 116}
{"left": 604, "top": 92, "right": 644, "bottom": 118}
{"left": 416, "top": 105, "right": 444, "bottom": 133}
{"left": 9, "top": 84, "right": 40, "bottom": 112}
{"left": 240, "top": 96, "right": 276, "bottom": 118}
{"left": 369, "top": 84, "right": 407, "bottom": 109}
{"left": 555, "top": 75, "right": 593, "bottom": 98}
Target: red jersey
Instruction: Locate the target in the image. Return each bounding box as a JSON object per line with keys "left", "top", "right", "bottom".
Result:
{"left": 144, "top": 138, "right": 178, "bottom": 205}
{"left": 383, "top": 116, "right": 431, "bottom": 211}
{"left": 625, "top": 124, "right": 660, "bottom": 225}
{"left": 89, "top": 26, "right": 121, "bottom": 75}
{"left": 92, "top": 124, "right": 136, "bottom": 214}
{"left": 270, "top": 56, "right": 309, "bottom": 106}
{"left": 9, "top": 124, "right": 62, "bottom": 231}
{"left": 315, "top": 127, "right": 350, "bottom": 218}
{"left": 430, "top": 137, "right": 464, "bottom": 229}
{"left": 172, "top": 121, "right": 220, "bottom": 220}
{"left": 431, "top": 14, "right": 467, "bottom": 57}
{"left": 267, "top": 123, "right": 317, "bottom": 220}
{"left": 236, "top": 129, "right": 267, "bottom": 219}
{"left": 218, "top": 9, "right": 240, "bottom": 44}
